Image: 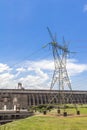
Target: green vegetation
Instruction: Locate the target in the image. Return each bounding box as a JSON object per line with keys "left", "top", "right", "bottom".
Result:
{"left": 29, "top": 104, "right": 53, "bottom": 112}
{"left": 1, "top": 114, "right": 87, "bottom": 130}
{"left": 0, "top": 106, "right": 87, "bottom": 130}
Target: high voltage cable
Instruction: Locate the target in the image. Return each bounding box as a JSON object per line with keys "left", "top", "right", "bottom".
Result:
{"left": 6, "top": 47, "right": 51, "bottom": 69}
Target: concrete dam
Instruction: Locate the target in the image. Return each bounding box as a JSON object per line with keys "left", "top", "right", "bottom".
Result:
{"left": 0, "top": 89, "right": 87, "bottom": 110}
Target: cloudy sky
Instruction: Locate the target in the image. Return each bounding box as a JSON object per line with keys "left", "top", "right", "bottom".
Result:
{"left": 0, "top": 0, "right": 87, "bottom": 90}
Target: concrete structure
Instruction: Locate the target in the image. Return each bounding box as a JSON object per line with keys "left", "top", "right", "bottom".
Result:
{"left": 0, "top": 89, "right": 87, "bottom": 110}
{"left": 0, "top": 110, "right": 34, "bottom": 124}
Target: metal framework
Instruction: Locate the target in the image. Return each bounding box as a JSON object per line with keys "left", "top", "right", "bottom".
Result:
{"left": 47, "top": 27, "right": 80, "bottom": 115}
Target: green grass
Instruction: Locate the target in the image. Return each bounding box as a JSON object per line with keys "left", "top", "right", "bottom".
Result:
{"left": 48, "top": 106, "right": 87, "bottom": 115}
{"left": 1, "top": 115, "right": 87, "bottom": 130}
{"left": 1, "top": 107, "right": 87, "bottom": 130}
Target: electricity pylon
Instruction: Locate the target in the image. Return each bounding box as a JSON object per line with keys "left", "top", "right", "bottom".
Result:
{"left": 46, "top": 27, "right": 80, "bottom": 116}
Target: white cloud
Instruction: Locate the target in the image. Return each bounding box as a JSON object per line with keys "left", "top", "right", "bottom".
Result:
{"left": 0, "top": 72, "right": 15, "bottom": 89}
{"left": 0, "top": 63, "right": 11, "bottom": 73}
{"left": 18, "top": 68, "right": 49, "bottom": 89}
{"left": 83, "top": 4, "right": 87, "bottom": 12}
{"left": 23, "top": 60, "right": 54, "bottom": 70}
{"left": 67, "top": 59, "right": 87, "bottom": 76}
{"left": 0, "top": 73, "right": 14, "bottom": 80}
{"left": 19, "top": 76, "right": 46, "bottom": 89}
{"left": 16, "top": 67, "right": 26, "bottom": 73}
{"left": 0, "top": 59, "right": 87, "bottom": 89}
{"left": 16, "top": 67, "right": 26, "bottom": 76}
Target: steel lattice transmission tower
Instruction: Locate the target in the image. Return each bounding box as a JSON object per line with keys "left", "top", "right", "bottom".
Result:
{"left": 47, "top": 27, "right": 80, "bottom": 115}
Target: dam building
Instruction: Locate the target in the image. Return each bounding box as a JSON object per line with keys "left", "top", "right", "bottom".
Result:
{"left": 0, "top": 88, "right": 87, "bottom": 110}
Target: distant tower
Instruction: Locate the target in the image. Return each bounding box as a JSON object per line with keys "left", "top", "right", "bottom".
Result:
{"left": 46, "top": 27, "right": 80, "bottom": 116}
{"left": 18, "top": 82, "right": 24, "bottom": 89}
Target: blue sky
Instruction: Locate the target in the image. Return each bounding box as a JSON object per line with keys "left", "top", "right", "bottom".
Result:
{"left": 0, "top": 0, "right": 87, "bottom": 90}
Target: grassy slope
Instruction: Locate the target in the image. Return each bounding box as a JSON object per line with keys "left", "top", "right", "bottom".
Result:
{"left": 1, "top": 107, "right": 87, "bottom": 130}
{"left": 1, "top": 115, "right": 87, "bottom": 130}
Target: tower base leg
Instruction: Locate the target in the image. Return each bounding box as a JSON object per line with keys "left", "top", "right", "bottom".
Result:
{"left": 63, "top": 112, "right": 67, "bottom": 116}
{"left": 57, "top": 109, "right": 60, "bottom": 114}
{"left": 77, "top": 111, "right": 80, "bottom": 115}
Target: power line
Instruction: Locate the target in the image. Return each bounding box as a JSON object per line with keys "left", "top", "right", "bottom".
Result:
{"left": 5, "top": 46, "right": 51, "bottom": 69}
